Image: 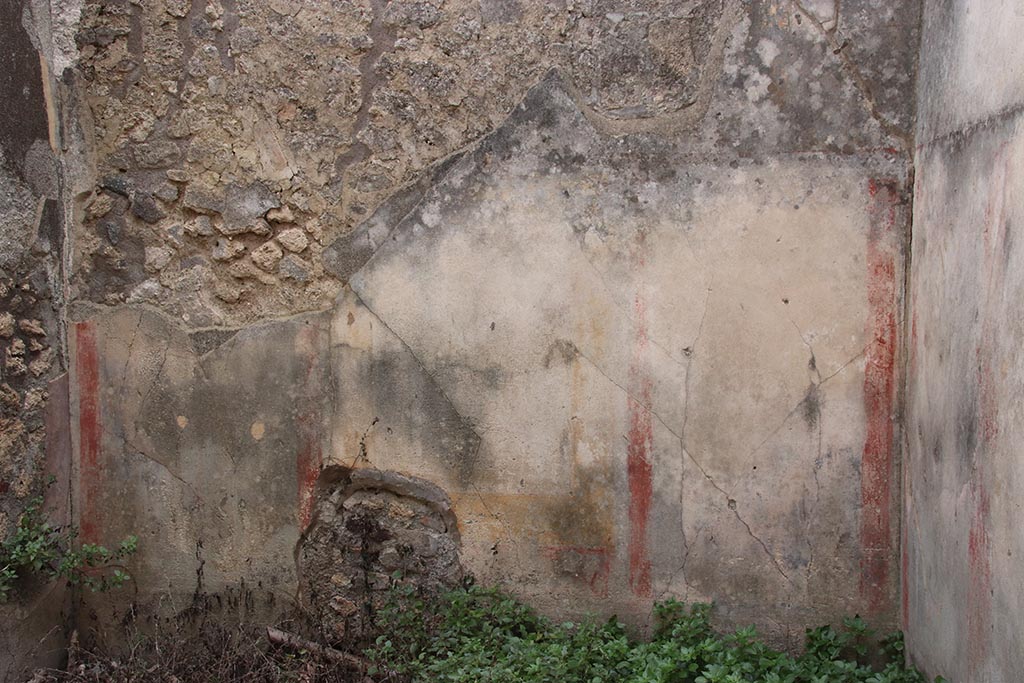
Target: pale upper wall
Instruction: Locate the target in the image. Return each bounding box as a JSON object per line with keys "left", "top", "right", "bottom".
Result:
{"left": 917, "top": 0, "right": 1024, "bottom": 142}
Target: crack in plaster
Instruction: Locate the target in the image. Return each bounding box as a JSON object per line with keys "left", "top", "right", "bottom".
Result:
{"left": 818, "top": 344, "right": 868, "bottom": 384}
{"left": 73, "top": 302, "right": 333, "bottom": 346}
{"left": 100, "top": 421, "right": 203, "bottom": 504}
{"left": 787, "top": 315, "right": 823, "bottom": 383}
{"left": 657, "top": 525, "right": 700, "bottom": 603}
{"left": 341, "top": 292, "right": 485, "bottom": 446}
{"left": 673, "top": 285, "right": 712, "bottom": 596}
{"left": 741, "top": 341, "right": 869, "bottom": 467}
{"left": 919, "top": 100, "right": 1024, "bottom": 149}
{"left": 682, "top": 444, "right": 795, "bottom": 585}
{"left": 118, "top": 311, "right": 143, "bottom": 393}
{"left": 680, "top": 285, "right": 713, "bottom": 446}
{"left": 573, "top": 346, "right": 683, "bottom": 442}
{"left": 790, "top": 0, "right": 912, "bottom": 149}
{"left": 803, "top": 418, "right": 824, "bottom": 582}
{"left": 347, "top": 417, "right": 379, "bottom": 470}
{"left": 136, "top": 337, "right": 171, "bottom": 419}
{"left": 469, "top": 472, "right": 524, "bottom": 570}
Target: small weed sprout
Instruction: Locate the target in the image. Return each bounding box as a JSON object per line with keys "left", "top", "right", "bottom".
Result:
{"left": 0, "top": 493, "right": 137, "bottom": 603}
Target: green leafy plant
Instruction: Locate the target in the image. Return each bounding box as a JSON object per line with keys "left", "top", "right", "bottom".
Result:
{"left": 0, "top": 494, "right": 137, "bottom": 603}
{"left": 367, "top": 585, "right": 944, "bottom": 683}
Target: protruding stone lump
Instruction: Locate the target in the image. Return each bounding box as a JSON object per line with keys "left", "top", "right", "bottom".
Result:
{"left": 279, "top": 254, "right": 312, "bottom": 283}
{"left": 211, "top": 238, "right": 246, "bottom": 262}
{"left": 266, "top": 206, "right": 294, "bottom": 223}
{"left": 0, "top": 313, "right": 14, "bottom": 338}
{"left": 276, "top": 228, "right": 308, "bottom": 253}
{"left": 251, "top": 240, "right": 283, "bottom": 271}
{"left": 184, "top": 215, "right": 216, "bottom": 237}
{"left": 144, "top": 246, "right": 173, "bottom": 272}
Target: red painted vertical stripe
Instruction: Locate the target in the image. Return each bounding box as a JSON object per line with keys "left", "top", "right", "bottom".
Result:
{"left": 966, "top": 482, "right": 991, "bottom": 676}
{"left": 75, "top": 321, "right": 102, "bottom": 544}
{"left": 296, "top": 412, "right": 321, "bottom": 530}
{"left": 860, "top": 179, "right": 899, "bottom": 613}
{"left": 627, "top": 292, "right": 653, "bottom": 598}
{"left": 977, "top": 355, "right": 1000, "bottom": 446}
{"left": 296, "top": 324, "right": 324, "bottom": 530}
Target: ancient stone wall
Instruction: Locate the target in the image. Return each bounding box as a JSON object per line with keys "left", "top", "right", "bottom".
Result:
{"left": 0, "top": 0, "right": 74, "bottom": 677}
{"left": 2, "top": 0, "right": 925, "bottom": 671}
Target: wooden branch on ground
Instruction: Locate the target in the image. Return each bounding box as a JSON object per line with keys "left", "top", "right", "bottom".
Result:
{"left": 265, "top": 626, "right": 389, "bottom": 678}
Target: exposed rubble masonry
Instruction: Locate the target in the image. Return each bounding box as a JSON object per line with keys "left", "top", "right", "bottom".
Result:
{"left": 627, "top": 234, "right": 653, "bottom": 599}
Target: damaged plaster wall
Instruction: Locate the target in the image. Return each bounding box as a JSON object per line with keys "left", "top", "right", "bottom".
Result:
{"left": 61, "top": 0, "right": 922, "bottom": 652}
{"left": 335, "top": 73, "right": 909, "bottom": 635}
{"left": 67, "top": 0, "right": 918, "bottom": 326}
{"left": 0, "top": 0, "right": 74, "bottom": 678}
{"left": 904, "top": 1, "right": 1024, "bottom": 681}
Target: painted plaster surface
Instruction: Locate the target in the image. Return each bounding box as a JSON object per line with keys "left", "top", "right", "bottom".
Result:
{"left": 1, "top": 0, "right": 928, "bottom": 669}
{"left": 342, "top": 77, "right": 907, "bottom": 637}
{"left": 68, "top": 307, "right": 331, "bottom": 637}
{"left": 905, "top": 2, "right": 1024, "bottom": 680}
{"left": 72, "top": 74, "right": 907, "bottom": 650}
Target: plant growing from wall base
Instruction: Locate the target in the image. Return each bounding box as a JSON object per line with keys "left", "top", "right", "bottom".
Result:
{"left": 368, "top": 586, "right": 945, "bottom": 683}
{"left": 0, "top": 494, "right": 137, "bottom": 603}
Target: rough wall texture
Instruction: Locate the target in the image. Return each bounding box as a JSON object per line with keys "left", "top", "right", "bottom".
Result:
{"left": 905, "top": 1, "right": 1024, "bottom": 681}
{"left": 299, "top": 467, "right": 465, "bottom": 641}
{"left": 0, "top": 0, "right": 73, "bottom": 678}
{"left": 67, "top": 0, "right": 919, "bottom": 326}
{"left": 59, "top": 0, "right": 921, "bottom": 653}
